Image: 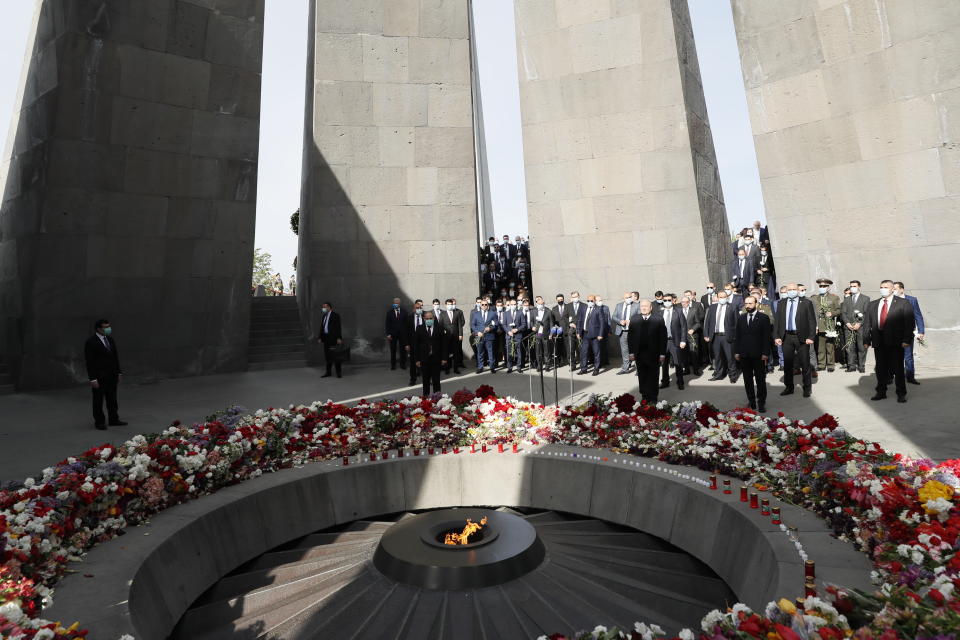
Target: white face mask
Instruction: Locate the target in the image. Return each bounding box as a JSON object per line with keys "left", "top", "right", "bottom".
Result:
{"left": 798, "top": 290, "right": 807, "bottom": 297}
{"left": 523, "top": 305, "right": 530, "bottom": 311}
{"left": 571, "top": 297, "right": 580, "bottom": 304}
{"left": 787, "top": 290, "right": 798, "bottom": 299}
{"left": 433, "top": 304, "right": 440, "bottom": 309}
{"left": 724, "top": 290, "right": 733, "bottom": 296}
{"left": 719, "top": 298, "right": 728, "bottom": 305}
{"left": 896, "top": 291, "right": 905, "bottom": 298}
{"left": 879, "top": 287, "right": 890, "bottom": 298}
{"left": 818, "top": 287, "right": 827, "bottom": 294}
{"left": 536, "top": 304, "right": 544, "bottom": 310}
{"left": 706, "top": 288, "right": 714, "bottom": 294}
{"left": 587, "top": 301, "right": 595, "bottom": 308}
{"left": 446, "top": 305, "right": 454, "bottom": 311}
{"left": 663, "top": 301, "right": 673, "bottom": 309}
{"left": 850, "top": 287, "right": 859, "bottom": 294}
{"left": 495, "top": 305, "right": 503, "bottom": 311}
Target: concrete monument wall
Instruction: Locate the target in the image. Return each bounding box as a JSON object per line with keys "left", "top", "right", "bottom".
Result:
{"left": 0, "top": 0, "right": 264, "bottom": 389}
{"left": 732, "top": 0, "right": 960, "bottom": 326}
{"left": 514, "top": 0, "right": 730, "bottom": 300}
{"left": 299, "top": 0, "right": 480, "bottom": 357}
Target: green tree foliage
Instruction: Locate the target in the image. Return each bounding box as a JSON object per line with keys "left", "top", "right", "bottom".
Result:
{"left": 252, "top": 248, "right": 273, "bottom": 286}
{"left": 290, "top": 208, "right": 299, "bottom": 235}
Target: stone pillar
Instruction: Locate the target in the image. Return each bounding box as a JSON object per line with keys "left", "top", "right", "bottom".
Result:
{"left": 299, "top": 0, "right": 480, "bottom": 359}
{"left": 514, "top": 0, "right": 729, "bottom": 301}
{"left": 732, "top": 0, "right": 960, "bottom": 326}
{"left": 0, "top": 0, "right": 264, "bottom": 389}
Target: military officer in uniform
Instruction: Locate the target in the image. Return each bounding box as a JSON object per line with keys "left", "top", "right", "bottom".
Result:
{"left": 812, "top": 277, "right": 841, "bottom": 372}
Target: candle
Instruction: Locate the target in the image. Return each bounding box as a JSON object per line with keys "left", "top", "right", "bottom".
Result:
{"left": 381, "top": 451, "right": 389, "bottom": 460}
{"left": 760, "top": 498, "right": 770, "bottom": 516}
{"left": 441, "top": 447, "right": 447, "bottom": 454}
{"left": 369, "top": 452, "right": 377, "bottom": 462}
{"left": 453, "top": 446, "right": 460, "bottom": 454}
{"left": 771, "top": 507, "right": 781, "bottom": 525}
{"left": 804, "top": 579, "right": 816, "bottom": 597}
{"left": 482, "top": 444, "right": 488, "bottom": 453}
{"left": 470, "top": 443, "right": 476, "bottom": 453}
{"left": 749, "top": 492, "right": 759, "bottom": 509}
{"left": 398, "top": 448, "right": 405, "bottom": 458}
{"left": 428, "top": 447, "right": 435, "bottom": 456}
{"left": 740, "top": 486, "right": 749, "bottom": 502}
{"left": 498, "top": 443, "right": 505, "bottom": 453}
{"left": 413, "top": 448, "right": 421, "bottom": 456}
{"left": 342, "top": 456, "right": 349, "bottom": 466}
{"left": 723, "top": 479, "right": 732, "bottom": 494}
{"left": 512, "top": 443, "right": 519, "bottom": 453}
{"left": 709, "top": 475, "right": 717, "bottom": 490}
{"left": 804, "top": 560, "right": 815, "bottom": 580}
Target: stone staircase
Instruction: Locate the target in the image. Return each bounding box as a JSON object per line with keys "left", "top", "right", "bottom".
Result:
{"left": 247, "top": 297, "right": 308, "bottom": 371}
{"left": 171, "top": 508, "right": 736, "bottom": 639}
{"left": 0, "top": 358, "right": 14, "bottom": 395}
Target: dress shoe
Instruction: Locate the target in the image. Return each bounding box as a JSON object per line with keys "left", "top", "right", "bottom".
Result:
{"left": 708, "top": 375, "right": 722, "bottom": 382}
{"left": 758, "top": 404, "right": 767, "bottom": 413}
{"left": 827, "top": 367, "right": 834, "bottom": 372}
{"left": 870, "top": 393, "right": 886, "bottom": 401}
{"left": 391, "top": 365, "right": 397, "bottom": 371}
{"left": 677, "top": 383, "right": 684, "bottom": 390}
{"left": 659, "top": 381, "right": 669, "bottom": 389}
{"left": 506, "top": 368, "right": 513, "bottom": 374}
{"left": 729, "top": 375, "right": 740, "bottom": 384}
{"left": 321, "top": 373, "right": 332, "bottom": 378}
{"left": 779, "top": 388, "right": 793, "bottom": 396}
{"left": 109, "top": 420, "right": 128, "bottom": 426}
{"left": 591, "top": 370, "right": 600, "bottom": 376}
{"left": 578, "top": 369, "right": 589, "bottom": 375}
{"left": 95, "top": 423, "right": 107, "bottom": 430}
{"left": 489, "top": 368, "right": 496, "bottom": 374}
{"left": 748, "top": 401, "right": 757, "bottom": 410}
{"left": 816, "top": 366, "right": 825, "bottom": 371}
{"left": 846, "top": 367, "right": 855, "bottom": 372}
{"left": 778, "top": 366, "right": 784, "bottom": 372}
{"left": 454, "top": 369, "right": 461, "bottom": 374}
{"left": 400, "top": 363, "right": 407, "bottom": 370}
{"left": 476, "top": 369, "right": 483, "bottom": 374}
{"left": 897, "top": 395, "right": 907, "bottom": 403}
{"left": 708, "top": 365, "right": 714, "bottom": 371}
{"left": 907, "top": 377, "right": 920, "bottom": 385}
{"left": 802, "top": 390, "right": 811, "bottom": 398}
{"left": 616, "top": 370, "right": 629, "bottom": 375}
{"left": 858, "top": 367, "right": 866, "bottom": 373}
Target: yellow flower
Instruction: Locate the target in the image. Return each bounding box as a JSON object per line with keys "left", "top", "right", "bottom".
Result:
{"left": 918, "top": 480, "right": 954, "bottom": 514}
{"left": 778, "top": 598, "right": 797, "bottom": 615}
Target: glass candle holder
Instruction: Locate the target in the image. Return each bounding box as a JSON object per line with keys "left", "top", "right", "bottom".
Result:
{"left": 804, "top": 580, "right": 816, "bottom": 597}
{"left": 771, "top": 507, "right": 781, "bottom": 525}
{"left": 709, "top": 475, "right": 717, "bottom": 490}
{"left": 398, "top": 448, "right": 405, "bottom": 458}
{"left": 805, "top": 560, "right": 815, "bottom": 580}
{"left": 498, "top": 443, "right": 505, "bottom": 453}
{"left": 369, "top": 452, "right": 377, "bottom": 462}
{"left": 453, "top": 446, "right": 460, "bottom": 454}
{"left": 413, "top": 448, "right": 421, "bottom": 456}
{"left": 740, "top": 486, "right": 749, "bottom": 502}
{"left": 760, "top": 498, "right": 770, "bottom": 516}
{"left": 482, "top": 444, "right": 488, "bottom": 453}
{"left": 723, "top": 479, "right": 732, "bottom": 494}
{"left": 342, "top": 456, "right": 349, "bottom": 466}
{"left": 512, "top": 443, "right": 519, "bottom": 453}
{"left": 749, "top": 492, "right": 759, "bottom": 509}
{"left": 381, "top": 451, "right": 389, "bottom": 460}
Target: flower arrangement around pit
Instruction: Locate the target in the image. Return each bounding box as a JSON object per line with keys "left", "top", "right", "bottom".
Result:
{"left": 1, "top": 390, "right": 959, "bottom": 639}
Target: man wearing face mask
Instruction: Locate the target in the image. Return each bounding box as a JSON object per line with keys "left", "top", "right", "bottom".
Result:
{"left": 414, "top": 311, "right": 448, "bottom": 396}
{"left": 502, "top": 299, "right": 527, "bottom": 373}
{"left": 551, "top": 294, "right": 570, "bottom": 367}
{"left": 864, "top": 280, "right": 915, "bottom": 402}
{"left": 85, "top": 318, "right": 127, "bottom": 430}
{"left": 596, "top": 296, "right": 611, "bottom": 367}
{"left": 700, "top": 284, "right": 715, "bottom": 369}
{"left": 680, "top": 293, "right": 703, "bottom": 377}
{"left": 530, "top": 296, "right": 555, "bottom": 371}
{"left": 405, "top": 300, "right": 425, "bottom": 386}
{"left": 318, "top": 301, "right": 343, "bottom": 379}
{"left": 471, "top": 300, "right": 500, "bottom": 373}
{"left": 628, "top": 300, "right": 668, "bottom": 404}
{"left": 439, "top": 298, "right": 465, "bottom": 374}
{"left": 576, "top": 295, "right": 608, "bottom": 376}
{"left": 774, "top": 283, "right": 817, "bottom": 397}
{"left": 797, "top": 284, "right": 818, "bottom": 373}
{"left": 384, "top": 297, "right": 408, "bottom": 371}
{"left": 612, "top": 292, "right": 636, "bottom": 374}
{"left": 659, "top": 294, "right": 688, "bottom": 390}
{"left": 841, "top": 281, "right": 870, "bottom": 373}
{"left": 704, "top": 290, "right": 739, "bottom": 382}
{"left": 892, "top": 282, "right": 925, "bottom": 385}
{"left": 731, "top": 248, "right": 756, "bottom": 294}
{"left": 734, "top": 295, "right": 772, "bottom": 412}
{"left": 724, "top": 283, "right": 743, "bottom": 312}
{"left": 812, "top": 278, "right": 841, "bottom": 372}
{"left": 756, "top": 242, "right": 775, "bottom": 291}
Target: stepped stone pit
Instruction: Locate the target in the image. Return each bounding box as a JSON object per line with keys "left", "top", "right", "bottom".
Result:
{"left": 372, "top": 508, "right": 546, "bottom": 590}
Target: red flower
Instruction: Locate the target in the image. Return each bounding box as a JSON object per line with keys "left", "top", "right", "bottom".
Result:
{"left": 928, "top": 588, "right": 945, "bottom": 605}
{"left": 775, "top": 623, "right": 801, "bottom": 640}
{"left": 474, "top": 385, "right": 496, "bottom": 400}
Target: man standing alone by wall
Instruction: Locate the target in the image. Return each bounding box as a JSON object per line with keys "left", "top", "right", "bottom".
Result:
{"left": 84, "top": 319, "right": 126, "bottom": 430}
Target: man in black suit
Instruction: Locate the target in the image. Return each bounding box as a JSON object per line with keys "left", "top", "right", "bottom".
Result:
{"left": 773, "top": 283, "right": 817, "bottom": 397}
{"left": 414, "top": 311, "right": 448, "bottom": 396}
{"left": 317, "top": 301, "right": 343, "bottom": 378}
{"left": 564, "top": 292, "right": 586, "bottom": 371}
{"left": 731, "top": 248, "right": 756, "bottom": 294}
{"left": 659, "top": 294, "right": 688, "bottom": 390}
{"left": 680, "top": 292, "right": 703, "bottom": 376}
{"left": 703, "top": 291, "right": 739, "bottom": 382}
{"left": 628, "top": 300, "right": 668, "bottom": 404}
{"left": 438, "top": 298, "right": 465, "bottom": 374}
{"left": 404, "top": 300, "right": 425, "bottom": 385}
{"left": 502, "top": 299, "right": 527, "bottom": 373}
{"left": 530, "top": 296, "right": 555, "bottom": 371}
{"left": 551, "top": 294, "right": 571, "bottom": 366}
{"left": 840, "top": 280, "right": 870, "bottom": 373}
{"left": 576, "top": 295, "right": 609, "bottom": 376}
{"left": 84, "top": 318, "right": 127, "bottom": 430}
{"left": 864, "top": 280, "right": 915, "bottom": 403}
{"left": 734, "top": 296, "right": 772, "bottom": 412}
{"left": 384, "top": 297, "right": 407, "bottom": 370}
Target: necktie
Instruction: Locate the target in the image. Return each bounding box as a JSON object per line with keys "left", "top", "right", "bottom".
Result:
{"left": 748, "top": 313, "right": 753, "bottom": 326}
{"left": 739, "top": 259, "right": 744, "bottom": 276}
{"left": 717, "top": 307, "right": 723, "bottom": 333}
{"left": 880, "top": 299, "right": 889, "bottom": 329}
{"left": 101, "top": 336, "right": 111, "bottom": 351}
{"left": 787, "top": 300, "right": 795, "bottom": 331}
{"left": 665, "top": 310, "right": 671, "bottom": 338}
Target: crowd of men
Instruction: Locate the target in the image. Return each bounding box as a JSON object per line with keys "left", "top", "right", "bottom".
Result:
{"left": 345, "top": 223, "right": 929, "bottom": 411}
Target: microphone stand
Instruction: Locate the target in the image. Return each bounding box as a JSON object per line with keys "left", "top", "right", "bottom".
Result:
{"left": 567, "top": 329, "right": 575, "bottom": 401}
{"left": 552, "top": 329, "right": 560, "bottom": 406}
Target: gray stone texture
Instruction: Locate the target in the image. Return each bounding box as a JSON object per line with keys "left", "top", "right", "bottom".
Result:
{"left": 514, "top": 0, "right": 730, "bottom": 300}
{"left": 46, "top": 448, "right": 872, "bottom": 639}
{"left": 0, "top": 0, "right": 264, "bottom": 389}
{"left": 298, "top": 0, "right": 480, "bottom": 360}
{"left": 732, "top": 0, "right": 960, "bottom": 326}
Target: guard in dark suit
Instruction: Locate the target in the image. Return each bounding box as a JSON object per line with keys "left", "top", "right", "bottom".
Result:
{"left": 731, "top": 248, "right": 756, "bottom": 294}
{"left": 680, "top": 293, "right": 703, "bottom": 376}
{"left": 414, "top": 312, "right": 448, "bottom": 396}
{"left": 734, "top": 297, "right": 772, "bottom": 412}
{"left": 404, "top": 301, "right": 425, "bottom": 385}
{"left": 318, "top": 302, "right": 343, "bottom": 378}
{"left": 503, "top": 301, "right": 527, "bottom": 373}
{"left": 773, "top": 284, "right": 817, "bottom": 397}
{"left": 530, "top": 297, "right": 555, "bottom": 371}
{"left": 438, "top": 299, "right": 466, "bottom": 374}
{"left": 628, "top": 300, "right": 668, "bottom": 404}
{"left": 865, "top": 283, "right": 915, "bottom": 402}
{"left": 577, "top": 297, "right": 609, "bottom": 376}
{"left": 84, "top": 318, "right": 126, "bottom": 430}
{"left": 551, "top": 295, "right": 570, "bottom": 366}
{"left": 703, "top": 294, "right": 739, "bottom": 381}
{"left": 840, "top": 282, "right": 870, "bottom": 372}
{"left": 659, "top": 296, "right": 688, "bottom": 390}
{"left": 384, "top": 298, "right": 407, "bottom": 370}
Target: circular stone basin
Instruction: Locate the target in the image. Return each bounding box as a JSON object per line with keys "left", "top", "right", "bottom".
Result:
{"left": 373, "top": 508, "right": 545, "bottom": 589}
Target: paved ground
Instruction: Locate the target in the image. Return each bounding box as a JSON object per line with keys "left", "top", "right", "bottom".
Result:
{"left": 1, "top": 330, "right": 957, "bottom": 484}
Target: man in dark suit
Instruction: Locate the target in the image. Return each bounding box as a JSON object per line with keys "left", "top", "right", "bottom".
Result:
{"left": 703, "top": 291, "right": 739, "bottom": 382}
{"left": 318, "top": 301, "right": 343, "bottom": 378}
{"left": 84, "top": 318, "right": 126, "bottom": 430}
{"left": 551, "top": 294, "right": 572, "bottom": 367}
{"left": 752, "top": 220, "right": 769, "bottom": 245}
{"left": 384, "top": 297, "right": 407, "bottom": 370}
{"left": 893, "top": 282, "right": 925, "bottom": 385}
{"left": 659, "top": 294, "right": 688, "bottom": 390}
{"left": 530, "top": 296, "right": 555, "bottom": 371}
{"left": 731, "top": 248, "right": 756, "bottom": 294}
{"left": 773, "top": 283, "right": 817, "bottom": 397}
{"left": 734, "top": 296, "right": 772, "bottom": 412}
{"left": 840, "top": 280, "right": 870, "bottom": 373}
{"left": 597, "top": 296, "right": 612, "bottom": 367}
{"left": 865, "top": 281, "right": 915, "bottom": 402}
{"left": 564, "top": 292, "right": 587, "bottom": 371}
{"left": 404, "top": 300, "right": 425, "bottom": 385}
{"left": 628, "top": 300, "right": 668, "bottom": 404}
{"left": 470, "top": 301, "right": 500, "bottom": 373}
{"left": 414, "top": 311, "right": 448, "bottom": 396}
{"left": 680, "top": 293, "right": 702, "bottom": 376}
{"left": 612, "top": 292, "right": 636, "bottom": 374}
{"left": 503, "top": 299, "right": 527, "bottom": 373}
{"left": 699, "top": 284, "right": 715, "bottom": 369}
{"left": 577, "top": 295, "right": 609, "bottom": 376}
{"left": 439, "top": 298, "right": 466, "bottom": 374}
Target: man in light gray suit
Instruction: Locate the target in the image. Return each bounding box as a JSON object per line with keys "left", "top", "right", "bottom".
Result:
{"left": 612, "top": 291, "right": 639, "bottom": 374}
{"left": 841, "top": 279, "right": 870, "bottom": 373}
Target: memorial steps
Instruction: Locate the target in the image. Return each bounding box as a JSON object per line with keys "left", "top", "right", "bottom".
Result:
{"left": 171, "top": 508, "right": 736, "bottom": 639}
{"left": 247, "top": 297, "right": 308, "bottom": 371}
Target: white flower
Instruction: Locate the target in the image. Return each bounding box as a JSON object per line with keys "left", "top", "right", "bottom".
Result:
{"left": 0, "top": 602, "right": 24, "bottom": 623}
{"left": 591, "top": 625, "right": 608, "bottom": 638}
{"left": 701, "top": 609, "right": 724, "bottom": 632}
{"left": 678, "top": 630, "right": 694, "bottom": 640}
